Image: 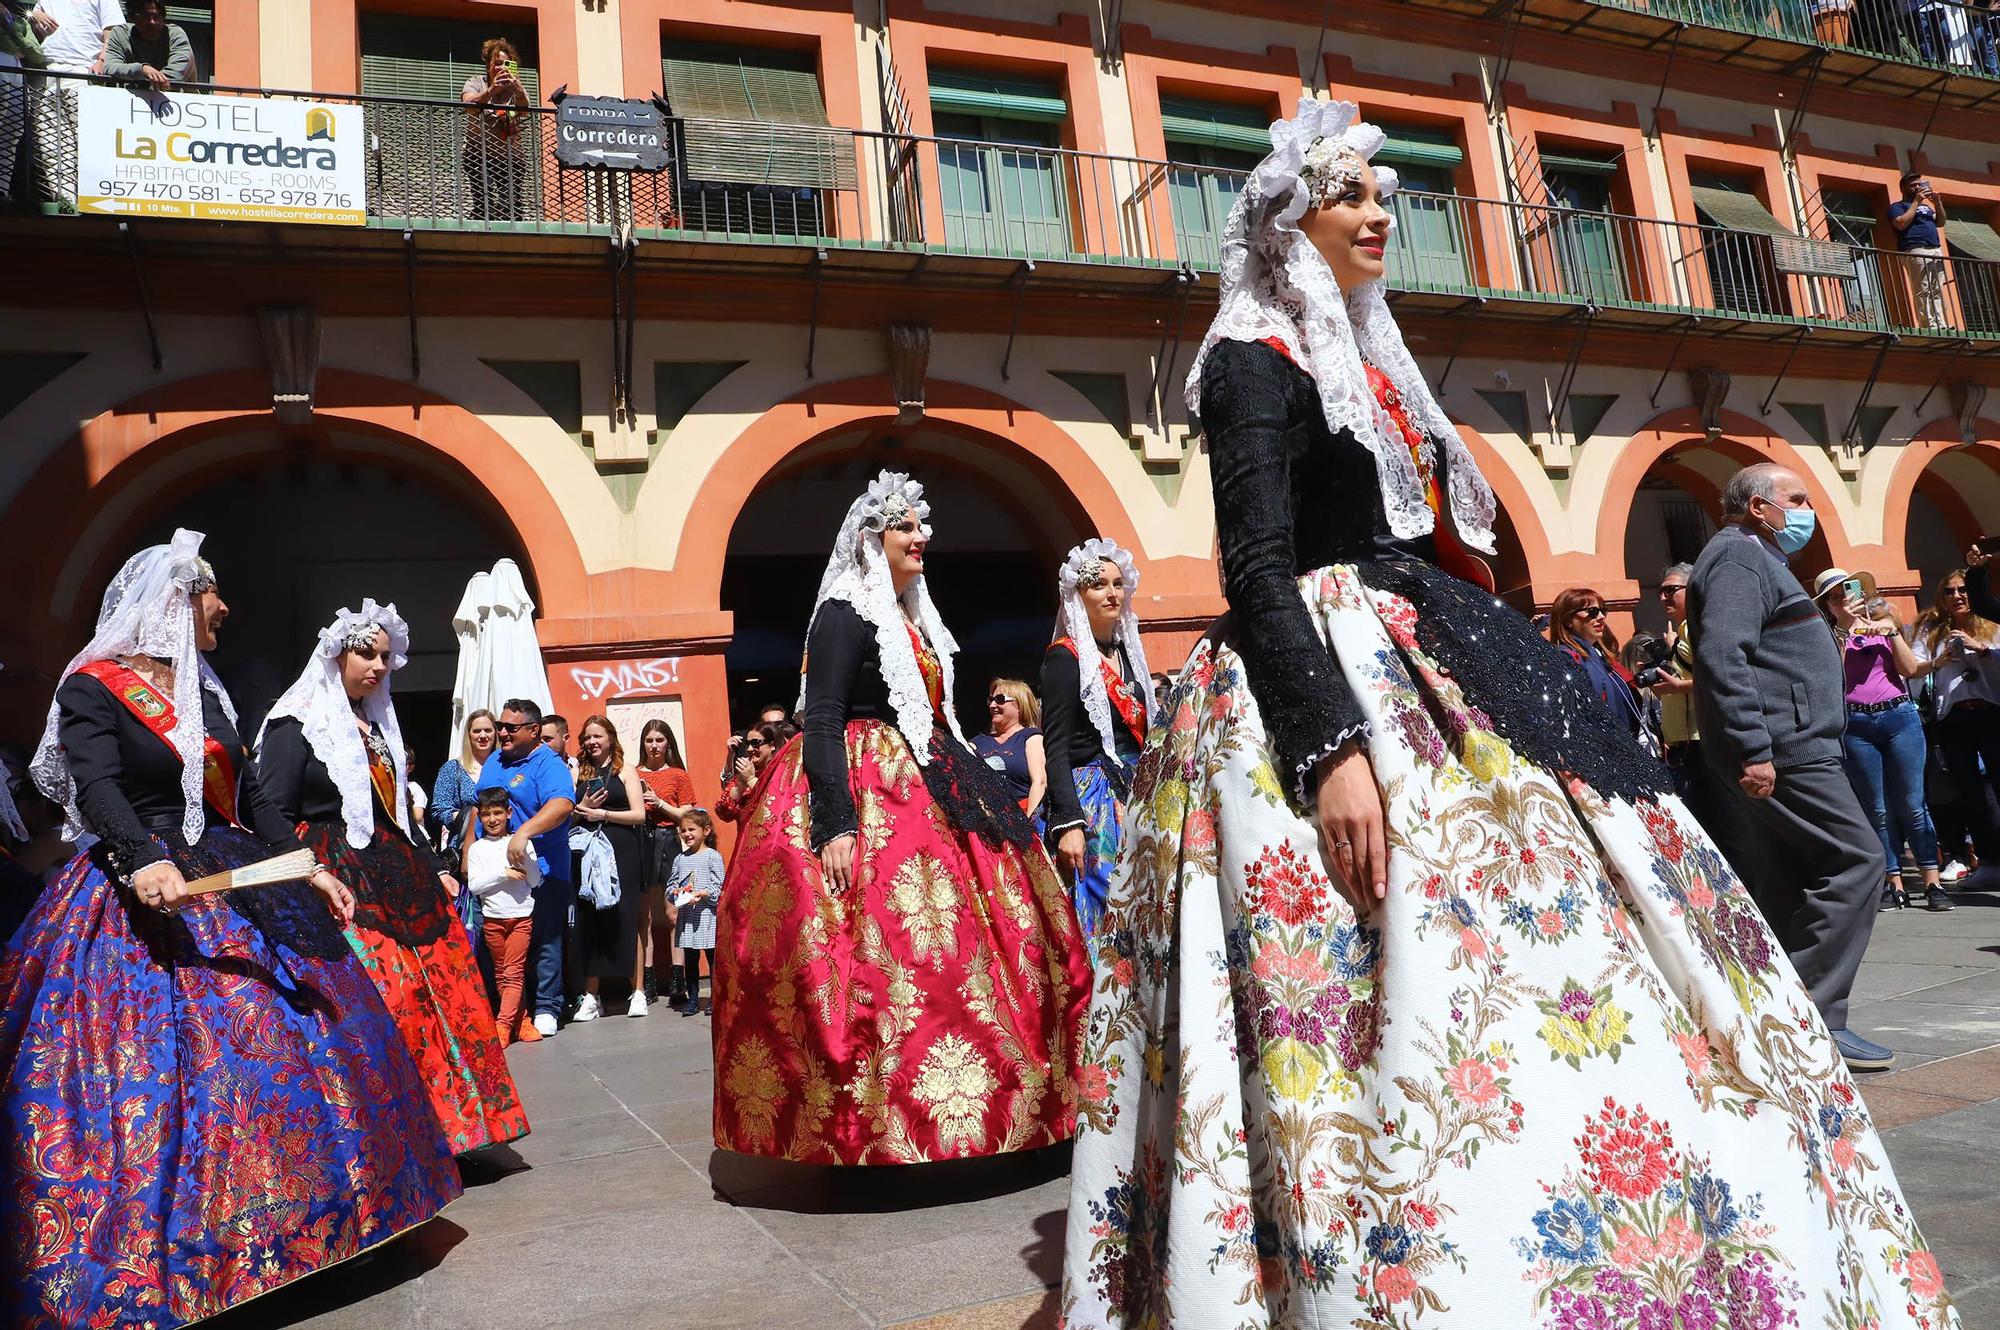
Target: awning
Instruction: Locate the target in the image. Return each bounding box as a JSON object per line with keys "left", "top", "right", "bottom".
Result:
{"left": 1689, "top": 186, "right": 1795, "bottom": 237}
{"left": 1949, "top": 218, "right": 2000, "bottom": 263}
{"left": 1377, "top": 125, "right": 1465, "bottom": 170}
{"left": 664, "top": 50, "right": 857, "bottom": 191}
{"left": 928, "top": 71, "right": 1067, "bottom": 124}
{"left": 1540, "top": 151, "right": 1621, "bottom": 175}
{"left": 1159, "top": 96, "right": 1269, "bottom": 157}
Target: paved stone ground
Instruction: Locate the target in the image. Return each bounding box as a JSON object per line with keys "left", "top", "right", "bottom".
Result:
{"left": 216, "top": 882, "right": 2000, "bottom": 1330}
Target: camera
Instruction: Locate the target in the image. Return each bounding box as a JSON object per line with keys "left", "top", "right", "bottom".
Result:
{"left": 1629, "top": 635, "right": 1674, "bottom": 691}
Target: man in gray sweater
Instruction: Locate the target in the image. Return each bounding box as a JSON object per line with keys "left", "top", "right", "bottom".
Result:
{"left": 100, "top": 0, "right": 190, "bottom": 90}
{"left": 1689, "top": 462, "right": 1891, "bottom": 1071}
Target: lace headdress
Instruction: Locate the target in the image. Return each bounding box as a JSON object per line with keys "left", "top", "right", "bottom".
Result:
{"left": 258, "top": 600, "right": 413, "bottom": 849}
{"left": 32, "top": 528, "right": 237, "bottom": 844}
{"left": 1055, "top": 538, "right": 1156, "bottom": 754}
{"left": 1186, "top": 96, "right": 1497, "bottom": 553}
{"left": 798, "top": 470, "right": 969, "bottom": 763}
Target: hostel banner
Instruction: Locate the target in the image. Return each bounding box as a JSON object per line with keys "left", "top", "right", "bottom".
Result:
{"left": 76, "top": 86, "right": 368, "bottom": 225}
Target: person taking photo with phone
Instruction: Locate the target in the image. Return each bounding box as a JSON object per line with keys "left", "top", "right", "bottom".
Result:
{"left": 1889, "top": 172, "right": 1949, "bottom": 329}
{"left": 1810, "top": 569, "right": 1951, "bottom": 912}
{"left": 1912, "top": 544, "right": 2000, "bottom": 893}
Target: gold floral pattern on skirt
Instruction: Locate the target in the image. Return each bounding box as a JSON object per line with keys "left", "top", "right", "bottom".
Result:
{"left": 712, "top": 720, "right": 1090, "bottom": 1165}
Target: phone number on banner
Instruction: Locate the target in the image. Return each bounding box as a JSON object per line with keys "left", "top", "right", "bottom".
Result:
{"left": 80, "top": 182, "right": 363, "bottom": 224}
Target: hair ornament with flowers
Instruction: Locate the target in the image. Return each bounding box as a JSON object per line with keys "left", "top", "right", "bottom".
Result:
{"left": 1184, "top": 97, "right": 1497, "bottom": 555}
{"left": 856, "top": 471, "right": 931, "bottom": 537}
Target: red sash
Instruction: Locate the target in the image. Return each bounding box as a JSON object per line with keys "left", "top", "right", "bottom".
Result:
{"left": 1054, "top": 638, "right": 1147, "bottom": 747}
{"left": 1258, "top": 337, "right": 1497, "bottom": 595}
{"left": 75, "top": 659, "right": 242, "bottom": 828}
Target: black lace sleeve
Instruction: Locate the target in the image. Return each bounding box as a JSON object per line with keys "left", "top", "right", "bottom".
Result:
{"left": 1203, "top": 339, "right": 1369, "bottom": 796}
{"left": 226, "top": 713, "right": 305, "bottom": 851}
{"left": 802, "top": 601, "right": 864, "bottom": 850}
{"left": 1038, "top": 645, "right": 1087, "bottom": 837}
{"left": 56, "top": 673, "right": 165, "bottom": 877}
{"left": 253, "top": 716, "right": 309, "bottom": 824}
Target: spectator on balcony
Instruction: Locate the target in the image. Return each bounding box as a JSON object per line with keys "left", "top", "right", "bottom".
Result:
{"left": 460, "top": 37, "right": 529, "bottom": 222}
{"left": 1890, "top": 172, "right": 1950, "bottom": 328}
{"left": 100, "top": 0, "right": 189, "bottom": 91}
{"left": 1811, "top": 0, "right": 1857, "bottom": 45}
{"left": 26, "top": 0, "right": 124, "bottom": 209}
{"left": 1975, "top": 0, "right": 2000, "bottom": 76}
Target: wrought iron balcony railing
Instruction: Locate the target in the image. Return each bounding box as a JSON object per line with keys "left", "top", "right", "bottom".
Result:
{"left": 9, "top": 70, "right": 1997, "bottom": 341}
{"left": 1591, "top": 0, "right": 2000, "bottom": 81}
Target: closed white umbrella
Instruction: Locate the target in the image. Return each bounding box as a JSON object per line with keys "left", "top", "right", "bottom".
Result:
{"left": 484, "top": 558, "right": 552, "bottom": 716}
{"left": 445, "top": 570, "right": 491, "bottom": 764}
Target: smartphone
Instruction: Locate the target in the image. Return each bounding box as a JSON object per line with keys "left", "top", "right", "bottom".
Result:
{"left": 505, "top": 58, "right": 520, "bottom": 81}
{"left": 1975, "top": 535, "right": 2000, "bottom": 554}
{"left": 1842, "top": 577, "right": 1866, "bottom": 602}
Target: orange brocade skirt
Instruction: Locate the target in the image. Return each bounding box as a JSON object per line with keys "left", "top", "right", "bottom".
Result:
{"left": 712, "top": 721, "right": 1090, "bottom": 1164}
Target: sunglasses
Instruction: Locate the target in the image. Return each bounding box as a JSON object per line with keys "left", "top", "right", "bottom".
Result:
{"left": 1943, "top": 587, "right": 1969, "bottom": 597}
{"left": 988, "top": 695, "right": 1012, "bottom": 706}
{"left": 743, "top": 738, "right": 768, "bottom": 749}
{"left": 1659, "top": 585, "right": 1685, "bottom": 598}
{"left": 1575, "top": 606, "right": 1607, "bottom": 620}
{"left": 496, "top": 720, "right": 538, "bottom": 734}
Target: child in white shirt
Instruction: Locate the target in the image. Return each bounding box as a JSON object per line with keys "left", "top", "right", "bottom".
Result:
{"left": 464, "top": 789, "right": 539, "bottom": 1043}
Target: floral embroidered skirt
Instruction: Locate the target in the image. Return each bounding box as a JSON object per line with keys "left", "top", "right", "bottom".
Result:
{"left": 1062, "top": 564, "right": 1957, "bottom": 1330}
{"left": 0, "top": 827, "right": 462, "bottom": 1329}
{"left": 1068, "top": 756, "right": 1132, "bottom": 950}
{"left": 303, "top": 821, "right": 529, "bottom": 1155}
{"left": 712, "top": 721, "right": 1091, "bottom": 1164}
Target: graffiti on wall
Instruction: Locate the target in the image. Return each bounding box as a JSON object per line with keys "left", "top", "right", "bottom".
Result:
{"left": 566, "top": 657, "right": 682, "bottom": 702}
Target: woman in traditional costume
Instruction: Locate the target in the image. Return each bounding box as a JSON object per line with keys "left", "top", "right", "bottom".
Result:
{"left": 1, "top": 531, "right": 460, "bottom": 1329}
{"left": 257, "top": 600, "right": 528, "bottom": 1149}
{"left": 1062, "top": 101, "right": 1956, "bottom": 1329}
{"left": 1041, "top": 538, "right": 1156, "bottom": 949}
{"left": 712, "top": 469, "right": 1090, "bottom": 1165}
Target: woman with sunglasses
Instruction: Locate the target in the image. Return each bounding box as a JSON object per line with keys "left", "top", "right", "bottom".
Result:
{"left": 1913, "top": 555, "right": 2000, "bottom": 893}
{"left": 973, "top": 679, "right": 1046, "bottom": 818}
{"left": 1548, "top": 587, "right": 1653, "bottom": 748}
{"left": 715, "top": 720, "right": 789, "bottom": 825}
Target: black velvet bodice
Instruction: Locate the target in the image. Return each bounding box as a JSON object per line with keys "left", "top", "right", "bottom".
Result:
{"left": 57, "top": 669, "right": 301, "bottom": 871}
{"left": 1039, "top": 640, "right": 1139, "bottom": 835}
{"left": 1202, "top": 338, "right": 1670, "bottom": 805}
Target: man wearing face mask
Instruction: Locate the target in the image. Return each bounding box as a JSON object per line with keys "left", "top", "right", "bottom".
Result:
{"left": 1688, "top": 462, "right": 1891, "bottom": 1071}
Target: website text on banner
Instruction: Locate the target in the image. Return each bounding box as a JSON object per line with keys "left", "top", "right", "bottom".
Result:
{"left": 76, "top": 86, "right": 368, "bottom": 226}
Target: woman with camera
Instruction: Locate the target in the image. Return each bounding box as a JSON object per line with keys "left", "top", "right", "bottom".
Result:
{"left": 1914, "top": 550, "right": 2000, "bottom": 894}
{"left": 1547, "top": 586, "right": 1657, "bottom": 751}
{"left": 460, "top": 37, "right": 530, "bottom": 221}
{"left": 1812, "top": 569, "right": 1951, "bottom": 911}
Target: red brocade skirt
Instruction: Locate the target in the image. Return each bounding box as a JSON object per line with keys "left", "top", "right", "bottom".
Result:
{"left": 301, "top": 822, "right": 529, "bottom": 1155}
{"left": 712, "top": 722, "right": 1090, "bottom": 1164}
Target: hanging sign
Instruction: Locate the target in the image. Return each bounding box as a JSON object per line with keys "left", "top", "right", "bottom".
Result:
{"left": 74, "top": 85, "right": 367, "bottom": 225}
{"left": 554, "top": 96, "right": 669, "bottom": 171}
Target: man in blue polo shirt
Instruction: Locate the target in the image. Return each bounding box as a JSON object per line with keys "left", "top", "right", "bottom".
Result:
{"left": 479, "top": 697, "right": 575, "bottom": 1039}
{"left": 1889, "top": 172, "right": 1949, "bottom": 329}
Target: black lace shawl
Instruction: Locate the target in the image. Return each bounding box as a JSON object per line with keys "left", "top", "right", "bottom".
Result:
{"left": 1202, "top": 336, "right": 1670, "bottom": 806}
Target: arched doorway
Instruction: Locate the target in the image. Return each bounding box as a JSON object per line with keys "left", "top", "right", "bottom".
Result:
{"left": 1903, "top": 445, "right": 2000, "bottom": 599}
{"left": 24, "top": 428, "right": 533, "bottom": 768}
{"left": 721, "top": 427, "right": 1091, "bottom": 732}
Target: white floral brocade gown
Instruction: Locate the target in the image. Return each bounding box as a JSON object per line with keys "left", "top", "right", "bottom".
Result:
{"left": 1060, "top": 564, "right": 1957, "bottom": 1330}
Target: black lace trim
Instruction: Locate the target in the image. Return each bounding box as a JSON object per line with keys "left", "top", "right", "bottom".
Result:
{"left": 113, "top": 825, "right": 352, "bottom": 960}
{"left": 299, "top": 821, "right": 452, "bottom": 948}
{"left": 920, "top": 729, "right": 1042, "bottom": 854}
{"left": 1355, "top": 559, "right": 1674, "bottom": 806}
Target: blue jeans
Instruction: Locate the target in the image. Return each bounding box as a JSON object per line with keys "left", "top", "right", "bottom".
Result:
{"left": 1841, "top": 701, "right": 1940, "bottom": 877}
{"left": 531, "top": 873, "right": 576, "bottom": 1019}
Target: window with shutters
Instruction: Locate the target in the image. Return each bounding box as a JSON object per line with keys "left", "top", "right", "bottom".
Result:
{"left": 1374, "top": 123, "right": 1472, "bottom": 292}
{"left": 929, "top": 71, "right": 1071, "bottom": 259}
{"left": 360, "top": 13, "right": 542, "bottom": 224}
{"left": 1687, "top": 170, "right": 1789, "bottom": 317}
{"left": 661, "top": 40, "right": 851, "bottom": 239}
{"left": 1529, "top": 144, "right": 1630, "bottom": 304}
{"left": 1159, "top": 97, "right": 1263, "bottom": 270}
{"left": 1819, "top": 189, "right": 1893, "bottom": 326}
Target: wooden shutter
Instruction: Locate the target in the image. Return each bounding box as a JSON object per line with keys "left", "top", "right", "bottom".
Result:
{"left": 664, "top": 46, "right": 856, "bottom": 190}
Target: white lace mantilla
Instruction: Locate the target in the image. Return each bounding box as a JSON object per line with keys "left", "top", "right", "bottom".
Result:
{"left": 1056, "top": 537, "right": 1156, "bottom": 757}
{"left": 1185, "top": 96, "right": 1498, "bottom": 554}
{"left": 258, "top": 599, "right": 413, "bottom": 848}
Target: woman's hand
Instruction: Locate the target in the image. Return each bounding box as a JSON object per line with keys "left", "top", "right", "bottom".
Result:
{"left": 820, "top": 833, "right": 857, "bottom": 894}
{"left": 310, "top": 869, "right": 356, "bottom": 926}
{"left": 642, "top": 785, "right": 663, "bottom": 809}
{"left": 733, "top": 757, "right": 756, "bottom": 786}
{"left": 438, "top": 871, "right": 461, "bottom": 899}
{"left": 1314, "top": 745, "right": 1387, "bottom": 911}
{"left": 1056, "top": 827, "right": 1087, "bottom": 879}
{"left": 1968, "top": 543, "right": 1992, "bottom": 569}
{"left": 131, "top": 860, "right": 189, "bottom": 914}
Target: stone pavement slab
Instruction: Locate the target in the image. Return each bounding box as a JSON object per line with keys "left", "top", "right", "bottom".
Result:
{"left": 209, "top": 879, "right": 2000, "bottom": 1330}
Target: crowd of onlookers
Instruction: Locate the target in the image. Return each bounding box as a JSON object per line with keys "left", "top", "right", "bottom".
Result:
{"left": 1545, "top": 529, "right": 2000, "bottom": 914}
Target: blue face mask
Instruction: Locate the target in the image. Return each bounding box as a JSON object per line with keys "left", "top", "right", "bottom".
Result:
{"left": 1761, "top": 504, "right": 1817, "bottom": 556}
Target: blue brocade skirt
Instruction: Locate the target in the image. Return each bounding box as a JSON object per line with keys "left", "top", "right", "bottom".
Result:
{"left": 0, "top": 826, "right": 462, "bottom": 1328}
{"left": 1070, "top": 756, "right": 1133, "bottom": 951}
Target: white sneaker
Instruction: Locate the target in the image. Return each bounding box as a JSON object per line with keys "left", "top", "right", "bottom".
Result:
{"left": 1939, "top": 861, "right": 1968, "bottom": 884}
{"left": 572, "top": 993, "right": 602, "bottom": 1022}
{"left": 533, "top": 1013, "right": 559, "bottom": 1038}
{"left": 627, "top": 990, "right": 649, "bottom": 1018}
{"left": 1959, "top": 864, "right": 2000, "bottom": 891}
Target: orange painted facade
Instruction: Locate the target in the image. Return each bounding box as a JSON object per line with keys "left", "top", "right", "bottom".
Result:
{"left": 7, "top": 0, "right": 2000, "bottom": 803}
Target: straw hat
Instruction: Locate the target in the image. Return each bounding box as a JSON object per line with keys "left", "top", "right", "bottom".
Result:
{"left": 1811, "top": 568, "right": 1877, "bottom": 602}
